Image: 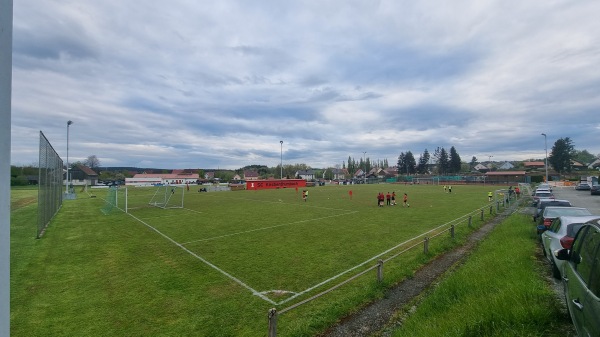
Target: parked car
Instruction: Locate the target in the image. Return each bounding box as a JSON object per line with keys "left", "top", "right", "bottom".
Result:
{"left": 554, "top": 219, "right": 600, "bottom": 337}
{"left": 533, "top": 199, "right": 572, "bottom": 222}
{"left": 532, "top": 191, "right": 555, "bottom": 206}
{"left": 575, "top": 183, "right": 591, "bottom": 191}
{"left": 540, "top": 215, "right": 600, "bottom": 278}
{"left": 536, "top": 207, "right": 592, "bottom": 233}
{"left": 591, "top": 184, "right": 600, "bottom": 196}
{"left": 538, "top": 183, "right": 552, "bottom": 190}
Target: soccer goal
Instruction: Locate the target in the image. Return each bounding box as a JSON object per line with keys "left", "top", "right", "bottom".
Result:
{"left": 414, "top": 177, "right": 439, "bottom": 185}
{"left": 147, "top": 185, "right": 185, "bottom": 209}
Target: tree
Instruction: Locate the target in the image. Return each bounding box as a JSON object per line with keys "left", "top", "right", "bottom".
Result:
{"left": 433, "top": 147, "right": 449, "bottom": 174}
{"left": 548, "top": 137, "right": 575, "bottom": 174}
{"left": 397, "top": 151, "right": 417, "bottom": 175}
{"left": 83, "top": 155, "right": 101, "bottom": 168}
{"left": 417, "top": 149, "right": 430, "bottom": 174}
{"left": 449, "top": 146, "right": 462, "bottom": 174}
{"left": 572, "top": 149, "right": 595, "bottom": 165}
{"left": 470, "top": 156, "right": 478, "bottom": 171}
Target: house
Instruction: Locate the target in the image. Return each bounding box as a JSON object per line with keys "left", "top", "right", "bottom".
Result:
{"left": 524, "top": 161, "right": 546, "bottom": 170}
{"left": 571, "top": 160, "right": 586, "bottom": 170}
{"left": 126, "top": 172, "right": 200, "bottom": 186}
{"left": 473, "top": 163, "right": 489, "bottom": 172}
{"left": 382, "top": 167, "right": 398, "bottom": 177}
{"left": 296, "top": 169, "right": 315, "bottom": 180}
{"left": 498, "top": 162, "right": 515, "bottom": 170}
{"left": 588, "top": 158, "right": 600, "bottom": 169}
{"left": 243, "top": 170, "right": 260, "bottom": 180}
{"left": 331, "top": 168, "right": 349, "bottom": 180}
{"left": 69, "top": 164, "right": 99, "bottom": 186}
{"left": 354, "top": 169, "right": 365, "bottom": 179}
{"left": 368, "top": 167, "right": 385, "bottom": 178}
{"left": 205, "top": 172, "right": 215, "bottom": 180}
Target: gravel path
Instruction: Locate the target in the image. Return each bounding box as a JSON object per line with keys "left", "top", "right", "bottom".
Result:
{"left": 318, "top": 202, "right": 521, "bottom": 337}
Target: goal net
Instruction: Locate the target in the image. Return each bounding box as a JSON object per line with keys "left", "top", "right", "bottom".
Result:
{"left": 413, "top": 177, "right": 439, "bottom": 185}
{"left": 148, "top": 185, "right": 185, "bottom": 209}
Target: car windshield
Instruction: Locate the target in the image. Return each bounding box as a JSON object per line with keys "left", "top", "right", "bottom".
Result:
{"left": 540, "top": 201, "right": 570, "bottom": 208}
{"left": 545, "top": 208, "right": 592, "bottom": 217}
{"left": 535, "top": 192, "right": 553, "bottom": 198}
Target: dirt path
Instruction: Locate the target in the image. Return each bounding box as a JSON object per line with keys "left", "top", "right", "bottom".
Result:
{"left": 318, "top": 203, "right": 521, "bottom": 337}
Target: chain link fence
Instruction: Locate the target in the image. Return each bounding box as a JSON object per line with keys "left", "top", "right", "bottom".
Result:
{"left": 37, "top": 131, "right": 64, "bottom": 238}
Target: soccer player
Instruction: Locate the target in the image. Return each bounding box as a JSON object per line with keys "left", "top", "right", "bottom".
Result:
{"left": 386, "top": 192, "right": 391, "bottom": 206}
{"left": 403, "top": 193, "right": 409, "bottom": 207}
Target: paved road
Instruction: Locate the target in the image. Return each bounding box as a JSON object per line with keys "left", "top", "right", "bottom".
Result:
{"left": 551, "top": 186, "right": 600, "bottom": 215}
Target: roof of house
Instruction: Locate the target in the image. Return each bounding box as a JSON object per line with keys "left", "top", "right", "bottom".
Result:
{"left": 133, "top": 173, "right": 200, "bottom": 179}
{"left": 243, "top": 170, "right": 259, "bottom": 177}
{"left": 485, "top": 171, "right": 527, "bottom": 176}
{"left": 296, "top": 170, "right": 315, "bottom": 175}
{"left": 524, "top": 161, "right": 545, "bottom": 166}
{"left": 76, "top": 164, "right": 98, "bottom": 176}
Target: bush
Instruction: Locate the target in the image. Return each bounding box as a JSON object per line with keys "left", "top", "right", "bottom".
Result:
{"left": 11, "top": 176, "right": 29, "bottom": 186}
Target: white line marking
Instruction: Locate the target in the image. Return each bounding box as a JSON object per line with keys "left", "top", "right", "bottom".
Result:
{"left": 180, "top": 211, "right": 358, "bottom": 245}
{"left": 125, "top": 212, "right": 276, "bottom": 304}
{"left": 274, "top": 219, "right": 458, "bottom": 305}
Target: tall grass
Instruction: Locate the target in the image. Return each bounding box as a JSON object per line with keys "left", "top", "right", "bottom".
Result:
{"left": 11, "top": 183, "right": 509, "bottom": 336}
{"left": 391, "top": 213, "right": 573, "bottom": 337}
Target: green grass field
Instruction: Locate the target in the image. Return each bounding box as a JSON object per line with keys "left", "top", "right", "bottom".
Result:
{"left": 391, "top": 213, "right": 574, "bottom": 337}
{"left": 11, "top": 183, "right": 506, "bottom": 336}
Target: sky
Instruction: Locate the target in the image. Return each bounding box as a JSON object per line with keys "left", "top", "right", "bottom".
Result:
{"left": 9, "top": 0, "right": 600, "bottom": 170}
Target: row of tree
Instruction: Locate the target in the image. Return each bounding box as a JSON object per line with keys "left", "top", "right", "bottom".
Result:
{"left": 10, "top": 138, "right": 599, "bottom": 186}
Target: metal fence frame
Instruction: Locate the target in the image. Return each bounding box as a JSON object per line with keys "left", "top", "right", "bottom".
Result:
{"left": 37, "top": 131, "right": 64, "bottom": 238}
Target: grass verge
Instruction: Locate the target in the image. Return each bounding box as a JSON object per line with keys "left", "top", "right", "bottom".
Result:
{"left": 390, "top": 212, "right": 574, "bottom": 337}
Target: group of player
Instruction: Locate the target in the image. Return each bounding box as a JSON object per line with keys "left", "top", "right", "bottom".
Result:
{"left": 377, "top": 192, "right": 409, "bottom": 207}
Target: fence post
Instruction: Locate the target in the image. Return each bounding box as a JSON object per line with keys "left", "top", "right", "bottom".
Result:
{"left": 489, "top": 205, "right": 493, "bottom": 214}
{"left": 423, "top": 237, "right": 429, "bottom": 254}
{"left": 268, "top": 308, "right": 277, "bottom": 337}
{"left": 480, "top": 209, "right": 484, "bottom": 221}
{"left": 377, "top": 259, "right": 384, "bottom": 283}
{"left": 468, "top": 215, "right": 472, "bottom": 228}
{"left": 450, "top": 225, "right": 455, "bottom": 239}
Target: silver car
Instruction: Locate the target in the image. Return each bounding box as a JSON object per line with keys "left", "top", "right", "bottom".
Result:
{"left": 540, "top": 215, "right": 600, "bottom": 278}
{"left": 555, "top": 219, "right": 600, "bottom": 337}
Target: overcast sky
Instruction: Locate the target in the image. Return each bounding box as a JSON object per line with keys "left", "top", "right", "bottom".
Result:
{"left": 10, "top": 0, "right": 600, "bottom": 170}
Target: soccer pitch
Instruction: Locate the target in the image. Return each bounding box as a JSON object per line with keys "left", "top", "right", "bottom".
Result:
{"left": 11, "top": 183, "right": 501, "bottom": 336}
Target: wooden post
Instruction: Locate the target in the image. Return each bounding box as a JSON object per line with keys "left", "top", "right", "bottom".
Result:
{"left": 450, "top": 225, "right": 455, "bottom": 239}
{"left": 489, "top": 205, "right": 493, "bottom": 214}
{"left": 424, "top": 237, "right": 429, "bottom": 254}
{"left": 268, "top": 308, "right": 277, "bottom": 337}
{"left": 377, "top": 259, "right": 384, "bottom": 283}
{"left": 480, "top": 209, "right": 484, "bottom": 221}
{"left": 468, "top": 215, "right": 472, "bottom": 228}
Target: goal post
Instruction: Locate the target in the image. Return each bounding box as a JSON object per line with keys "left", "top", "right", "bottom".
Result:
{"left": 413, "top": 177, "right": 439, "bottom": 185}
{"left": 102, "top": 185, "right": 186, "bottom": 214}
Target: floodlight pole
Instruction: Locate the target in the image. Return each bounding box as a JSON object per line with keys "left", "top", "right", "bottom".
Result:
{"left": 541, "top": 133, "right": 548, "bottom": 182}
{"left": 280, "top": 140, "right": 283, "bottom": 179}
{"left": 66, "top": 120, "right": 73, "bottom": 193}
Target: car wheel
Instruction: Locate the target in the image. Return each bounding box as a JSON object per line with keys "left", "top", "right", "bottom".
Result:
{"left": 551, "top": 260, "right": 561, "bottom": 279}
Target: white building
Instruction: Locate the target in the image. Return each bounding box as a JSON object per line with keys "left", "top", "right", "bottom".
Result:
{"left": 126, "top": 173, "right": 200, "bottom": 186}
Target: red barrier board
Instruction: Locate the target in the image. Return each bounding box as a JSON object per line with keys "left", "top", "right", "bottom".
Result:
{"left": 246, "top": 179, "right": 307, "bottom": 190}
